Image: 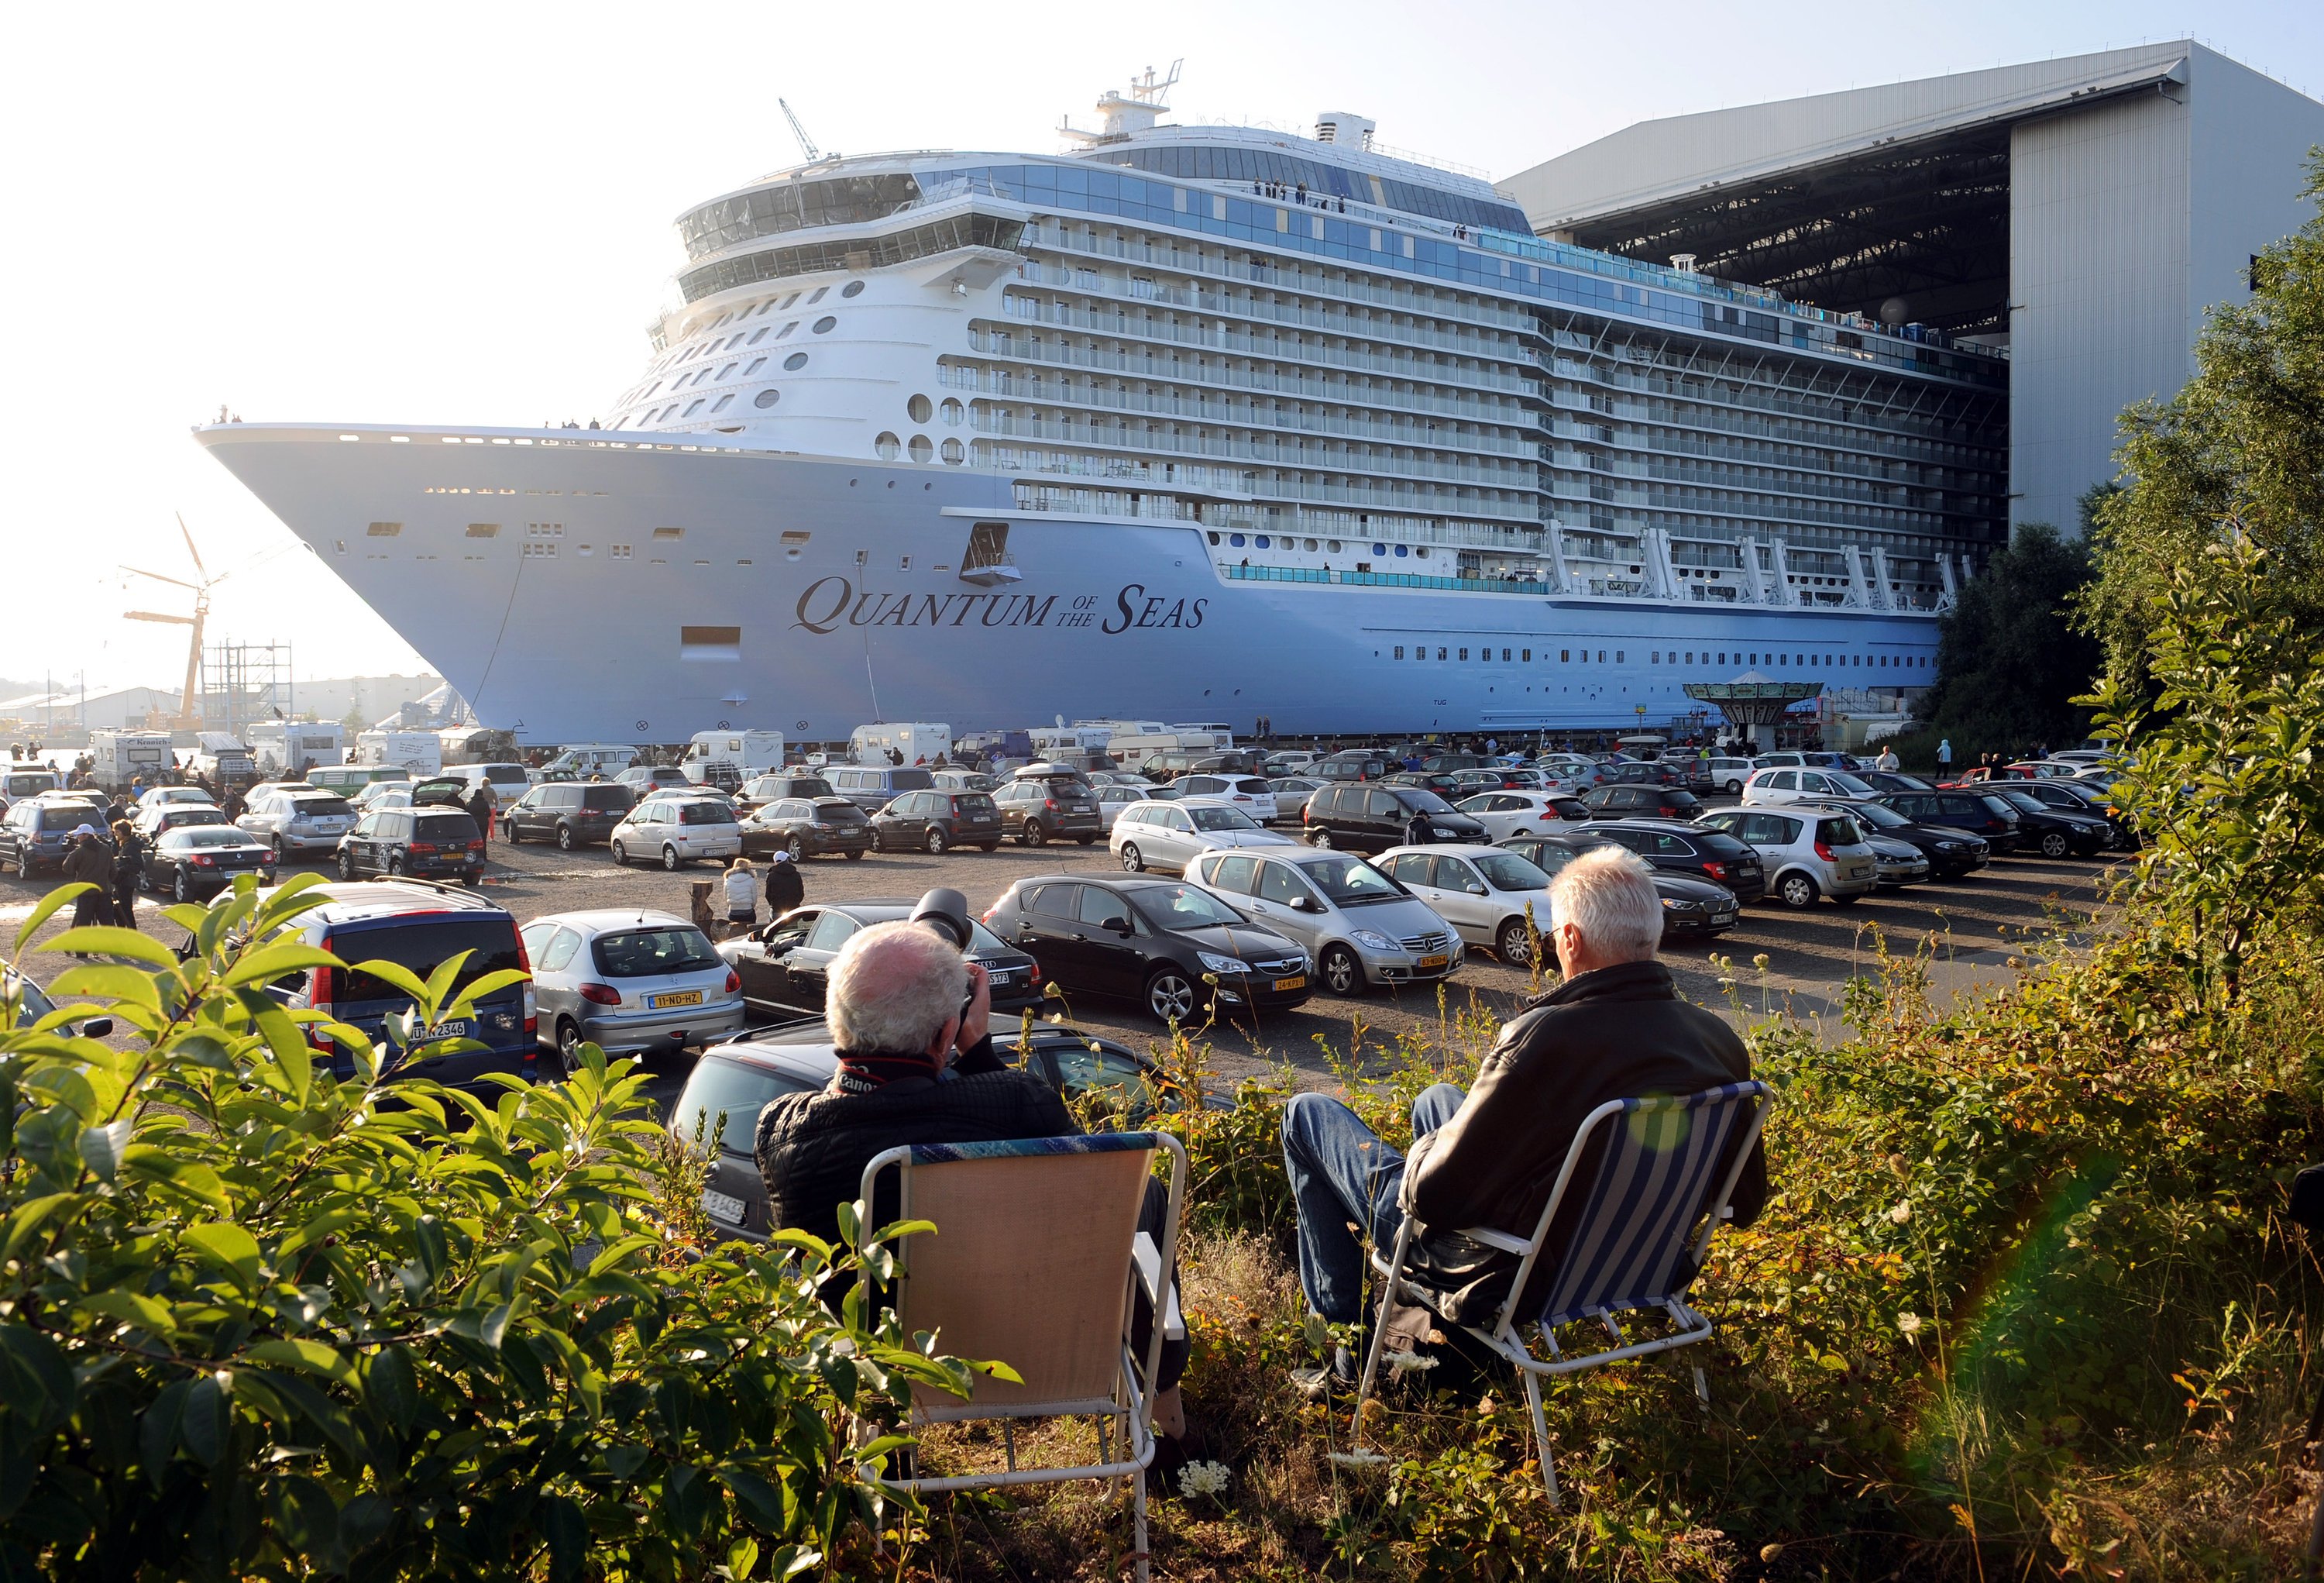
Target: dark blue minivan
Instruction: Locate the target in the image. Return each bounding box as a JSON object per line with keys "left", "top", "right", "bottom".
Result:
{"left": 267, "top": 882, "right": 537, "bottom": 1086}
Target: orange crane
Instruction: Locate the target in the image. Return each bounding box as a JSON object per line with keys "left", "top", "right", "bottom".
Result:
{"left": 122, "top": 516, "right": 228, "bottom": 731}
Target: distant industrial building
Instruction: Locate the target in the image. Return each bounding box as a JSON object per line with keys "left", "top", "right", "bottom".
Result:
{"left": 0, "top": 686, "right": 180, "bottom": 734}
{"left": 1501, "top": 42, "right": 2324, "bottom": 534}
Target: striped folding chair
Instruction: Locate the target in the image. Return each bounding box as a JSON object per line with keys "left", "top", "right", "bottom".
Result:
{"left": 859, "top": 1131, "right": 1188, "bottom": 1583}
{"left": 1349, "top": 1081, "right": 1772, "bottom": 1506}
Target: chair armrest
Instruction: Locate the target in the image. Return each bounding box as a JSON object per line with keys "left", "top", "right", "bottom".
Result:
{"left": 1132, "top": 1232, "right": 1185, "bottom": 1342}
{"left": 1460, "top": 1225, "right": 1535, "bottom": 1257}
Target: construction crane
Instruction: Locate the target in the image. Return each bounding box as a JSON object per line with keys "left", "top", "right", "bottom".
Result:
{"left": 779, "top": 98, "right": 826, "bottom": 163}
{"left": 121, "top": 515, "right": 227, "bottom": 730}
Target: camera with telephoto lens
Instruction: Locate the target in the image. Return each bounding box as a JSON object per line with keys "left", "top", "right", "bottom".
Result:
{"left": 911, "top": 888, "right": 980, "bottom": 1027}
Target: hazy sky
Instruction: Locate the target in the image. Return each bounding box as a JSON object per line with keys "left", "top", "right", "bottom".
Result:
{"left": 4, "top": 1, "right": 2319, "bottom": 693}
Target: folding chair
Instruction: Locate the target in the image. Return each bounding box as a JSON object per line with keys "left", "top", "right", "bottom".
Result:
{"left": 1349, "top": 1081, "right": 1772, "bottom": 1506}
{"left": 860, "top": 1132, "right": 1188, "bottom": 1583}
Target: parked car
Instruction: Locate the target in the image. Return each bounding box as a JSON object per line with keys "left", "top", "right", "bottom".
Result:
{"left": 136, "top": 785, "right": 217, "bottom": 811}
{"left": 1847, "top": 823, "right": 1934, "bottom": 886}
{"left": 719, "top": 900, "right": 1043, "bottom": 1020}
{"left": 1454, "top": 790, "right": 1593, "bottom": 841}
{"left": 868, "top": 788, "right": 1005, "bottom": 853}
{"left": 930, "top": 769, "right": 1001, "bottom": 793}
{"left": 1580, "top": 820, "right": 1767, "bottom": 903}
{"left": 739, "top": 797, "right": 874, "bottom": 860}
{"left": 253, "top": 880, "right": 535, "bottom": 1087}
{"left": 1595, "top": 761, "right": 1687, "bottom": 790}
{"left": 134, "top": 802, "right": 229, "bottom": 839}
{"left": 1581, "top": 784, "right": 1704, "bottom": 821}
{"left": 823, "top": 764, "right": 937, "bottom": 814}
{"left": 1112, "top": 798, "right": 1299, "bottom": 875}
{"left": 671, "top": 1023, "right": 1205, "bottom": 1243}
{"left": 235, "top": 788, "right": 358, "bottom": 858}
{"left": 1097, "top": 782, "right": 1181, "bottom": 830}
{"left": 0, "top": 797, "right": 112, "bottom": 877}
{"left": 1690, "top": 755, "right": 1762, "bottom": 795}
{"left": 1535, "top": 754, "right": 1607, "bottom": 790}
{"left": 1186, "top": 847, "right": 1459, "bottom": 996}
{"left": 1301, "top": 782, "right": 1487, "bottom": 852}
{"left": 1695, "top": 807, "right": 1879, "bottom": 910}
{"left": 1, "top": 958, "right": 114, "bottom": 1038}
{"left": 609, "top": 796, "right": 743, "bottom": 869}
{"left": 1415, "top": 754, "right": 1487, "bottom": 774}
{"left": 517, "top": 909, "right": 744, "bottom": 1071}
{"left": 1741, "top": 766, "right": 1884, "bottom": 808}
{"left": 1495, "top": 831, "right": 1742, "bottom": 938}
{"left": 1815, "top": 798, "right": 1989, "bottom": 878}
{"left": 141, "top": 824, "right": 280, "bottom": 900}
{"left": 1982, "top": 787, "right": 2112, "bottom": 859}
{"left": 504, "top": 780, "right": 637, "bottom": 849}
{"left": 0, "top": 768, "right": 65, "bottom": 813}
{"left": 615, "top": 766, "right": 691, "bottom": 795}
{"left": 1308, "top": 751, "right": 1395, "bottom": 783}
{"left": 1381, "top": 770, "right": 1471, "bottom": 800}
{"left": 1373, "top": 845, "right": 1559, "bottom": 967}
{"left": 1267, "top": 776, "right": 1322, "bottom": 821}
{"left": 993, "top": 770, "right": 1102, "bottom": 847}
{"left": 1171, "top": 773, "right": 1278, "bottom": 824}
{"left": 985, "top": 874, "right": 1312, "bottom": 1024}
{"left": 1851, "top": 770, "right": 1936, "bottom": 797}
{"left": 736, "top": 772, "right": 837, "bottom": 811}
{"left": 334, "top": 804, "right": 487, "bottom": 883}
{"left": 1876, "top": 790, "right": 2023, "bottom": 853}
{"left": 2010, "top": 777, "right": 2135, "bottom": 849}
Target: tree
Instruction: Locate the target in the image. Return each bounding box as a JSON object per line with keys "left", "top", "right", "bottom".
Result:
{"left": 2078, "top": 155, "right": 2324, "bottom": 687}
{"left": 340, "top": 701, "right": 366, "bottom": 733}
{"left": 1920, "top": 522, "right": 2100, "bottom": 751}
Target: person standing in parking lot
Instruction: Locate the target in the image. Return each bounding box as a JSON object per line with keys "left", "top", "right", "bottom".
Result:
{"left": 723, "top": 857, "right": 758, "bottom": 936}
{"left": 465, "top": 784, "right": 495, "bottom": 855}
{"left": 109, "top": 819, "right": 146, "bottom": 928}
{"left": 64, "top": 828, "right": 115, "bottom": 930}
{"left": 764, "top": 848, "right": 804, "bottom": 919}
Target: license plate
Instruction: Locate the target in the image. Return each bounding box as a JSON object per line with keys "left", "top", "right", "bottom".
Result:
{"left": 1713, "top": 911, "right": 1736, "bottom": 926}
{"left": 1273, "top": 975, "right": 1307, "bottom": 991}
{"left": 407, "top": 1020, "right": 472, "bottom": 1044}
{"left": 701, "top": 1188, "right": 745, "bottom": 1223}
{"left": 648, "top": 989, "right": 704, "bottom": 1009}
{"left": 1416, "top": 954, "right": 1449, "bottom": 970}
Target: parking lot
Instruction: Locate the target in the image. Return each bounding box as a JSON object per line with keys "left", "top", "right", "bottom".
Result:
{"left": 0, "top": 797, "right": 2114, "bottom": 1113}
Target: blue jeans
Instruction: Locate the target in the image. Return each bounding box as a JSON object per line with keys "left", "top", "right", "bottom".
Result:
{"left": 1281, "top": 1083, "right": 1466, "bottom": 1325}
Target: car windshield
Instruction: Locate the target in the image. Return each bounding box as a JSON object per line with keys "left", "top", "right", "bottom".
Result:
{"left": 1996, "top": 790, "right": 2048, "bottom": 814}
{"left": 159, "top": 808, "right": 227, "bottom": 828}
{"left": 952, "top": 773, "right": 998, "bottom": 791}
{"left": 675, "top": 1054, "right": 823, "bottom": 1156}
{"left": 2, "top": 972, "right": 57, "bottom": 1024}
{"left": 290, "top": 796, "right": 353, "bottom": 817}
{"left": 677, "top": 802, "right": 737, "bottom": 826}
{"left": 333, "top": 919, "right": 524, "bottom": 1004}
{"left": 414, "top": 814, "right": 476, "bottom": 842}
{"left": 1474, "top": 852, "right": 1552, "bottom": 891}
{"left": 168, "top": 829, "right": 253, "bottom": 848}
{"left": 1187, "top": 806, "right": 1260, "bottom": 832}
{"left": 953, "top": 794, "right": 997, "bottom": 814}
{"left": 1295, "top": 855, "right": 1402, "bottom": 905}
{"left": 2, "top": 775, "right": 59, "bottom": 797}
{"left": 1817, "top": 816, "right": 1865, "bottom": 845}
{"left": 1851, "top": 801, "right": 1913, "bottom": 830}
{"left": 592, "top": 927, "right": 721, "bottom": 977}
{"left": 1133, "top": 885, "right": 1246, "bottom": 931}
{"left": 1390, "top": 789, "right": 1456, "bottom": 814}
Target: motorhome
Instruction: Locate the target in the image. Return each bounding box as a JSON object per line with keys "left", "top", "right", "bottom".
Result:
{"left": 187, "top": 731, "right": 256, "bottom": 783}
{"left": 88, "top": 730, "right": 177, "bottom": 791}
{"left": 849, "top": 722, "right": 952, "bottom": 766}
{"left": 437, "top": 726, "right": 521, "bottom": 766}
{"left": 1030, "top": 724, "right": 1117, "bottom": 760}
{"left": 249, "top": 721, "right": 346, "bottom": 776}
{"left": 354, "top": 730, "right": 443, "bottom": 776}
{"left": 1170, "top": 722, "right": 1238, "bottom": 751}
{"left": 538, "top": 744, "right": 636, "bottom": 780}
{"left": 682, "top": 730, "right": 785, "bottom": 789}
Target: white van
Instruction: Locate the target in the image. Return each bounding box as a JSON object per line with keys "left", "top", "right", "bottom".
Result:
{"left": 539, "top": 743, "right": 637, "bottom": 779}
{"left": 187, "top": 731, "right": 256, "bottom": 783}
{"left": 437, "top": 726, "right": 521, "bottom": 766}
{"left": 682, "top": 730, "right": 785, "bottom": 789}
{"left": 1033, "top": 724, "right": 1119, "bottom": 758}
{"left": 1170, "top": 722, "right": 1237, "bottom": 751}
{"left": 442, "top": 762, "right": 535, "bottom": 802}
{"left": 850, "top": 722, "right": 952, "bottom": 766}
{"left": 355, "top": 730, "right": 444, "bottom": 775}
{"left": 88, "top": 729, "right": 177, "bottom": 790}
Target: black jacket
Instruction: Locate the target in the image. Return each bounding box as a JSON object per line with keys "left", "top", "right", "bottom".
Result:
{"left": 1401, "top": 959, "right": 1767, "bottom": 1323}
{"left": 754, "top": 1038, "right": 1075, "bottom": 1245}
{"left": 764, "top": 859, "right": 804, "bottom": 917}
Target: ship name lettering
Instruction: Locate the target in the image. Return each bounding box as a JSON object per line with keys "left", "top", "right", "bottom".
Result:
{"left": 1102, "top": 584, "right": 1208, "bottom": 633}
{"left": 792, "top": 578, "right": 1062, "bottom": 635}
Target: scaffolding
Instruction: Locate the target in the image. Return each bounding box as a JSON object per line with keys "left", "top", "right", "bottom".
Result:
{"left": 199, "top": 640, "right": 294, "bottom": 738}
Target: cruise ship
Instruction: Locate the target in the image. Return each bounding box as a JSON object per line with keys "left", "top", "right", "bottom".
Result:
{"left": 198, "top": 70, "right": 2007, "bottom": 745}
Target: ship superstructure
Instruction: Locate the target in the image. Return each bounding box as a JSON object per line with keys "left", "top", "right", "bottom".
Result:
{"left": 200, "top": 71, "right": 2006, "bottom": 742}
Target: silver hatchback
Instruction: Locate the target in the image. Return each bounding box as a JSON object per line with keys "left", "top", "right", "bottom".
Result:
{"left": 1188, "top": 847, "right": 1460, "bottom": 996}
{"left": 517, "top": 909, "right": 745, "bottom": 1072}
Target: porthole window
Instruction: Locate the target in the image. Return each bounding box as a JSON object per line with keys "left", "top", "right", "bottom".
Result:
{"left": 1329, "top": 539, "right": 1342, "bottom": 552}
{"left": 813, "top": 317, "right": 837, "bottom": 334}
{"left": 841, "top": 280, "right": 865, "bottom": 298}
{"left": 875, "top": 432, "right": 902, "bottom": 461}
{"left": 1372, "top": 542, "right": 1387, "bottom": 556}
{"left": 1415, "top": 547, "right": 1429, "bottom": 559}
{"left": 1229, "top": 533, "right": 1246, "bottom": 548}
{"left": 908, "top": 435, "right": 933, "bottom": 463}
{"left": 940, "top": 437, "right": 964, "bottom": 464}
{"left": 940, "top": 397, "right": 964, "bottom": 426}
{"left": 1255, "top": 535, "right": 1270, "bottom": 549}
{"left": 907, "top": 394, "right": 933, "bottom": 423}
{"left": 1304, "top": 538, "right": 1318, "bottom": 551}
{"left": 753, "top": 389, "right": 781, "bottom": 408}
{"left": 784, "top": 352, "right": 809, "bottom": 370}
{"left": 1394, "top": 545, "right": 1408, "bottom": 558}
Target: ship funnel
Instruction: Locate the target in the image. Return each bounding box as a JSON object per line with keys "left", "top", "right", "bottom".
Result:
{"left": 1315, "top": 112, "right": 1376, "bottom": 149}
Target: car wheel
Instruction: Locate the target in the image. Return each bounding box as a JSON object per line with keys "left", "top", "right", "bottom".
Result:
{"left": 1119, "top": 841, "right": 1144, "bottom": 872}
{"left": 505, "top": 820, "right": 523, "bottom": 845}
{"left": 12, "top": 848, "right": 29, "bottom": 879}
{"left": 336, "top": 851, "right": 356, "bottom": 881}
{"left": 1777, "top": 872, "right": 1819, "bottom": 910}
{"left": 272, "top": 835, "right": 288, "bottom": 861}
{"left": 1320, "top": 945, "right": 1363, "bottom": 997}
{"left": 172, "top": 870, "right": 190, "bottom": 903}
{"left": 556, "top": 824, "right": 575, "bottom": 852}
{"left": 1833, "top": 893, "right": 1862, "bottom": 907}
{"left": 610, "top": 841, "right": 628, "bottom": 866}
{"left": 925, "top": 827, "right": 948, "bottom": 855}
{"left": 1023, "top": 821, "right": 1047, "bottom": 848}
{"left": 1309, "top": 827, "right": 1335, "bottom": 848}
{"left": 785, "top": 835, "right": 806, "bottom": 862}
{"left": 1075, "top": 835, "right": 1095, "bottom": 846}
{"left": 1724, "top": 779, "right": 1743, "bottom": 794}
{"left": 556, "top": 1018, "right": 583, "bottom": 1076}
{"left": 662, "top": 845, "right": 682, "bottom": 872}
{"left": 1495, "top": 918, "right": 1535, "bottom": 968}
{"left": 138, "top": 867, "right": 154, "bottom": 893}
{"left": 845, "top": 849, "right": 865, "bottom": 860}
{"left": 1144, "top": 968, "right": 1199, "bottom": 1025}
{"left": 2040, "top": 831, "right": 2069, "bottom": 859}
{"left": 387, "top": 857, "right": 406, "bottom": 878}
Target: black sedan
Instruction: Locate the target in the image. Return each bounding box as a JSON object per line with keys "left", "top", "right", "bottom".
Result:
{"left": 868, "top": 789, "right": 1006, "bottom": 853}
{"left": 1853, "top": 770, "right": 1937, "bottom": 797}
{"left": 1581, "top": 784, "right": 1703, "bottom": 821}
{"left": 715, "top": 900, "right": 1043, "bottom": 1020}
{"left": 2012, "top": 778, "right": 2137, "bottom": 849}
{"left": 1984, "top": 787, "right": 2113, "bottom": 859}
{"left": 143, "top": 825, "right": 278, "bottom": 901}
{"left": 1495, "top": 831, "right": 1741, "bottom": 937}
{"left": 985, "top": 874, "right": 1313, "bottom": 1025}
{"left": 1568, "top": 818, "right": 1766, "bottom": 903}
{"left": 1821, "top": 799, "right": 1990, "bottom": 879}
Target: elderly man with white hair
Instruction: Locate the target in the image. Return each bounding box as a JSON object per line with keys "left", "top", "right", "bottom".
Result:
{"left": 1280, "top": 845, "right": 1768, "bottom": 1396}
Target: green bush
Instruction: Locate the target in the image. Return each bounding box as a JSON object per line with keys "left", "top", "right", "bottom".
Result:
{"left": 0, "top": 876, "right": 992, "bottom": 1581}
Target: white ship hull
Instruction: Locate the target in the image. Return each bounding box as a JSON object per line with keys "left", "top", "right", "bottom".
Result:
{"left": 202, "top": 423, "right": 1937, "bottom": 743}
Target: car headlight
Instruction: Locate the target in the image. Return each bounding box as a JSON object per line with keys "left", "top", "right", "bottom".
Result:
{"left": 1197, "top": 952, "right": 1250, "bottom": 976}
{"left": 1936, "top": 840, "right": 1961, "bottom": 852}
{"left": 1349, "top": 929, "right": 1397, "bottom": 952}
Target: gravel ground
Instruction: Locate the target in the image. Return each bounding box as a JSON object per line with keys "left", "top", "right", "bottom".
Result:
{"left": 0, "top": 802, "right": 2114, "bottom": 1117}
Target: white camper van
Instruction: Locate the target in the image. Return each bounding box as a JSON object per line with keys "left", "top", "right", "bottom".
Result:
{"left": 250, "top": 721, "right": 346, "bottom": 776}
{"left": 88, "top": 729, "right": 177, "bottom": 790}
{"left": 187, "top": 731, "right": 256, "bottom": 783}
{"left": 849, "top": 722, "right": 952, "bottom": 766}
{"left": 355, "top": 730, "right": 444, "bottom": 776}
{"left": 538, "top": 744, "right": 637, "bottom": 780}
{"left": 682, "top": 731, "right": 785, "bottom": 789}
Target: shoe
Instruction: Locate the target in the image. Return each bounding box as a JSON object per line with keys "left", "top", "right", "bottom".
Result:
{"left": 1291, "top": 1344, "right": 1360, "bottom": 1404}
